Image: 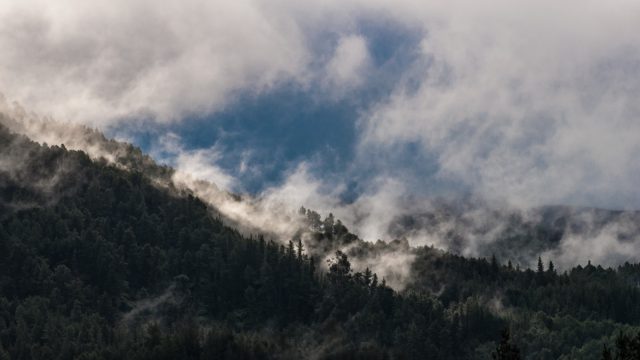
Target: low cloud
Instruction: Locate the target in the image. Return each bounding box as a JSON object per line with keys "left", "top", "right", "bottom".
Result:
{"left": 539, "top": 210, "right": 640, "bottom": 269}
{"left": 154, "top": 133, "right": 235, "bottom": 192}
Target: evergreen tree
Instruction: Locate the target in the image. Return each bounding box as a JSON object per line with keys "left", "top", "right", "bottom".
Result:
{"left": 0, "top": 344, "right": 9, "bottom": 360}
{"left": 537, "top": 257, "right": 544, "bottom": 274}
{"left": 601, "top": 344, "right": 613, "bottom": 360}
{"left": 492, "top": 329, "right": 521, "bottom": 360}
{"left": 491, "top": 254, "right": 499, "bottom": 273}
{"left": 296, "top": 237, "right": 304, "bottom": 259}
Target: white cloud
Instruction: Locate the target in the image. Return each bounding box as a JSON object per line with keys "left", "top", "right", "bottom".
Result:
{"left": 154, "top": 133, "right": 235, "bottom": 191}
{"left": 324, "top": 34, "right": 371, "bottom": 91}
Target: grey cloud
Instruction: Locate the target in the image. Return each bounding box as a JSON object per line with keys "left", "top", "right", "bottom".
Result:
{"left": 0, "top": 0, "right": 312, "bottom": 125}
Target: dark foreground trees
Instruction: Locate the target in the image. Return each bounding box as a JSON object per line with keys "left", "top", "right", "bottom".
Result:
{"left": 492, "top": 329, "right": 521, "bottom": 360}
{"left": 601, "top": 331, "right": 640, "bottom": 360}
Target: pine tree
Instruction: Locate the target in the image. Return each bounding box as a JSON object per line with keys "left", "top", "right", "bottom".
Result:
{"left": 371, "top": 273, "right": 378, "bottom": 289}
{"left": 0, "top": 343, "right": 9, "bottom": 360}
{"left": 287, "top": 240, "right": 295, "bottom": 259}
{"left": 612, "top": 330, "right": 640, "bottom": 360}
{"left": 323, "top": 213, "right": 335, "bottom": 235}
{"left": 537, "top": 257, "right": 544, "bottom": 274}
{"left": 491, "top": 254, "right": 499, "bottom": 273}
{"left": 364, "top": 268, "right": 373, "bottom": 287}
{"left": 309, "top": 256, "right": 316, "bottom": 278}
{"left": 296, "top": 238, "right": 304, "bottom": 260}
{"left": 601, "top": 344, "right": 613, "bottom": 360}
{"left": 492, "top": 329, "right": 521, "bottom": 360}
{"left": 547, "top": 261, "right": 555, "bottom": 274}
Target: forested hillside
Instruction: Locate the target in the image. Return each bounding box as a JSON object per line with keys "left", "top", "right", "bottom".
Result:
{"left": 1, "top": 124, "right": 640, "bottom": 359}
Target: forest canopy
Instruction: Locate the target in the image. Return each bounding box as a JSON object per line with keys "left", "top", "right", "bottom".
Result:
{"left": 1, "top": 124, "right": 640, "bottom": 359}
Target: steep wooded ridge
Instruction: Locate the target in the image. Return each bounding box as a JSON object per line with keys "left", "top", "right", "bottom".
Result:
{"left": 1, "top": 124, "right": 640, "bottom": 359}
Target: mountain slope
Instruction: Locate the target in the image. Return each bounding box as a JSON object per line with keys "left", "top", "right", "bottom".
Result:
{"left": 1, "top": 124, "right": 640, "bottom": 359}
{"left": 0, "top": 124, "right": 499, "bottom": 359}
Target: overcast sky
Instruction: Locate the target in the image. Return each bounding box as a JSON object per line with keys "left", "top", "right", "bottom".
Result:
{"left": 2, "top": 0, "right": 640, "bottom": 218}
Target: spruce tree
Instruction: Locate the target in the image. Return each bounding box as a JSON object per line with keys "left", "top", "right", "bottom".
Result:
{"left": 537, "top": 257, "right": 544, "bottom": 274}
{"left": 492, "top": 329, "right": 521, "bottom": 360}
{"left": 601, "top": 344, "right": 613, "bottom": 360}
{"left": 547, "top": 261, "right": 555, "bottom": 274}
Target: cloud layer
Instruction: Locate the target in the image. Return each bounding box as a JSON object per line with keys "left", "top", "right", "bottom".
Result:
{"left": 359, "top": 0, "right": 640, "bottom": 209}
{"left": 0, "top": 0, "right": 313, "bottom": 125}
